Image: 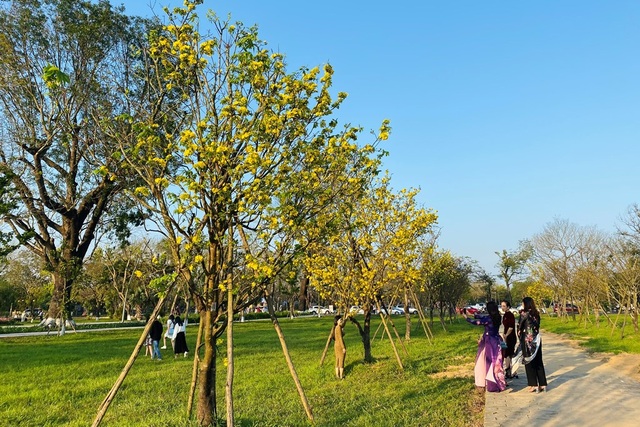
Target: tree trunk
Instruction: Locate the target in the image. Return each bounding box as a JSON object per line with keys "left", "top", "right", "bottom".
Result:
{"left": 298, "top": 275, "right": 309, "bottom": 311}
{"left": 632, "top": 291, "right": 638, "bottom": 333}
{"left": 120, "top": 288, "right": 128, "bottom": 323}
{"left": 225, "top": 286, "right": 235, "bottom": 427}
{"left": 403, "top": 290, "right": 411, "bottom": 341}
{"left": 349, "top": 313, "right": 373, "bottom": 363}
{"left": 197, "top": 310, "right": 218, "bottom": 426}
{"left": 187, "top": 312, "right": 205, "bottom": 417}
{"left": 47, "top": 270, "right": 73, "bottom": 320}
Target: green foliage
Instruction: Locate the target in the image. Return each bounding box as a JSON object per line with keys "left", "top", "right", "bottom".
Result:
{"left": 42, "top": 64, "right": 70, "bottom": 88}
{"left": 0, "top": 0, "right": 156, "bottom": 318}
{"left": 0, "top": 317, "right": 484, "bottom": 426}
{"left": 0, "top": 279, "right": 18, "bottom": 311}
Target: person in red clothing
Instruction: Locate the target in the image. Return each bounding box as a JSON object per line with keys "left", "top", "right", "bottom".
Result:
{"left": 500, "top": 300, "right": 517, "bottom": 378}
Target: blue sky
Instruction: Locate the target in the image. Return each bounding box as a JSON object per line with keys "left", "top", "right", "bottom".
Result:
{"left": 123, "top": 1, "right": 640, "bottom": 277}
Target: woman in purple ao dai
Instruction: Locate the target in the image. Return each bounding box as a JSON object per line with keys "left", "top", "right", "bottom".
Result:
{"left": 464, "top": 301, "right": 506, "bottom": 392}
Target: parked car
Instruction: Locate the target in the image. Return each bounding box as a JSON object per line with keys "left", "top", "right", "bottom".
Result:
{"left": 472, "top": 303, "right": 487, "bottom": 313}
{"left": 462, "top": 306, "right": 479, "bottom": 315}
{"left": 349, "top": 306, "right": 365, "bottom": 315}
{"left": 499, "top": 306, "right": 519, "bottom": 315}
{"left": 307, "top": 305, "right": 331, "bottom": 315}
{"left": 393, "top": 304, "right": 418, "bottom": 315}
{"left": 389, "top": 306, "right": 404, "bottom": 315}
{"left": 554, "top": 303, "right": 580, "bottom": 314}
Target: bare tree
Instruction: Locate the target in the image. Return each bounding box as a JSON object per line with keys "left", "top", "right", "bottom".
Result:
{"left": 531, "top": 218, "right": 608, "bottom": 319}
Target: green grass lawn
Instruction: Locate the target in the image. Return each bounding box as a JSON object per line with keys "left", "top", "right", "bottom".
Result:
{"left": 0, "top": 316, "right": 484, "bottom": 427}
{"left": 542, "top": 312, "right": 640, "bottom": 354}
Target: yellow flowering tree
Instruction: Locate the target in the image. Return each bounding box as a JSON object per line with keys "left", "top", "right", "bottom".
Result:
{"left": 305, "top": 175, "right": 437, "bottom": 362}
{"left": 103, "top": 1, "right": 386, "bottom": 425}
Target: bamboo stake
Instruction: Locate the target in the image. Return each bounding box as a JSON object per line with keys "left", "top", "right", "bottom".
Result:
{"left": 187, "top": 312, "right": 205, "bottom": 417}
{"left": 391, "top": 319, "right": 409, "bottom": 356}
{"left": 382, "top": 308, "right": 409, "bottom": 357}
{"left": 266, "top": 294, "right": 314, "bottom": 423}
{"left": 376, "top": 302, "right": 404, "bottom": 371}
{"left": 372, "top": 318, "right": 384, "bottom": 341}
{"left": 597, "top": 304, "right": 617, "bottom": 328}
{"left": 92, "top": 293, "right": 168, "bottom": 427}
{"left": 320, "top": 324, "right": 336, "bottom": 366}
{"left": 410, "top": 289, "right": 433, "bottom": 343}
{"left": 373, "top": 301, "right": 392, "bottom": 341}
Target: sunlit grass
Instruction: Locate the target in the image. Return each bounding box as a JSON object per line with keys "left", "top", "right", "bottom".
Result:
{"left": 0, "top": 316, "right": 484, "bottom": 426}
{"left": 542, "top": 313, "right": 640, "bottom": 354}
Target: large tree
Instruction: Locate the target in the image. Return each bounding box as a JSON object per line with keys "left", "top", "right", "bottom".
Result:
{"left": 0, "top": 0, "right": 150, "bottom": 320}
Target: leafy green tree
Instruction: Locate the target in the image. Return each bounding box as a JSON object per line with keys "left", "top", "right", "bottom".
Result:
{"left": 423, "top": 251, "right": 472, "bottom": 327}
{"left": 2, "top": 249, "right": 51, "bottom": 316}
{"left": 475, "top": 269, "right": 495, "bottom": 302}
{"left": 495, "top": 240, "right": 532, "bottom": 300}
{"left": 0, "top": 0, "right": 151, "bottom": 320}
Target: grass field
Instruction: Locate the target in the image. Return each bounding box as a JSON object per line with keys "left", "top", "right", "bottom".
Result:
{"left": 541, "top": 312, "right": 640, "bottom": 354}
{"left": 0, "top": 315, "right": 485, "bottom": 427}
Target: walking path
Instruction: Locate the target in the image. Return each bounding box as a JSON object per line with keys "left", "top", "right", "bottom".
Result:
{"left": 484, "top": 331, "right": 640, "bottom": 427}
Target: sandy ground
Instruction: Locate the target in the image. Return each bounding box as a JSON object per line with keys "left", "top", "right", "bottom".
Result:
{"left": 484, "top": 331, "right": 640, "bottom": 427}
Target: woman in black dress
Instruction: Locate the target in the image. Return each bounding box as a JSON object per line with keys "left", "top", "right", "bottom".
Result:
{"left": 172, "top": 316, "right": 189, "bottom": 357}
{"left": 519, "top": 296, "right": 547, "bottom": 392}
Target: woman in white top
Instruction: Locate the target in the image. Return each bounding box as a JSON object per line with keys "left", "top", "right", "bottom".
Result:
{"left": 162, "top": 314, "right": 175, "bottom": 349}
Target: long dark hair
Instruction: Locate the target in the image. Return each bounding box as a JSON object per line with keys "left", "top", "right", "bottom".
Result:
{"left": 334, "top": 315, "right": 342, "bottom": 326}
{"left": 486, "top": 301, "right": 501, "bottom": 327}
{"left": 522, "top": 296, "right": 540, "bottom": 317}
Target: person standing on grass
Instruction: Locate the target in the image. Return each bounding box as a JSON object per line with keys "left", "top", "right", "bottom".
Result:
{"left": 500, "top": 300, "right": 517, "bottom": 379}
{"left": 172, "top": 316, "right": 189, "bottom": 358}
{"left": 330, "top": 315, "right": 347, "bottom": 379}
{"left": 150, "top": 315, "right": 164, "bottom": 360}
{"left": 144, "top": 333, "right": 153, "bottom": 358}
{"left": 463, "top": 300, "right": 506, "bottom": 392}
{"left": 162, "top": 314, "right": 175, "bottom": 350}
{"left": 519, "top": 296, "right": 547, "bottom": 393}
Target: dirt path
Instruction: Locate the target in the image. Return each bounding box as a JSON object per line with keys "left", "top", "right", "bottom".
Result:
{"left": 484, "top": 331, "right": 640, "bottom": 427}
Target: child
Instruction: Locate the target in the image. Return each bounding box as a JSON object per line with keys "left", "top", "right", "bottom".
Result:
{"left": 144, "top": 333, "right": 153, "bottom": 359}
